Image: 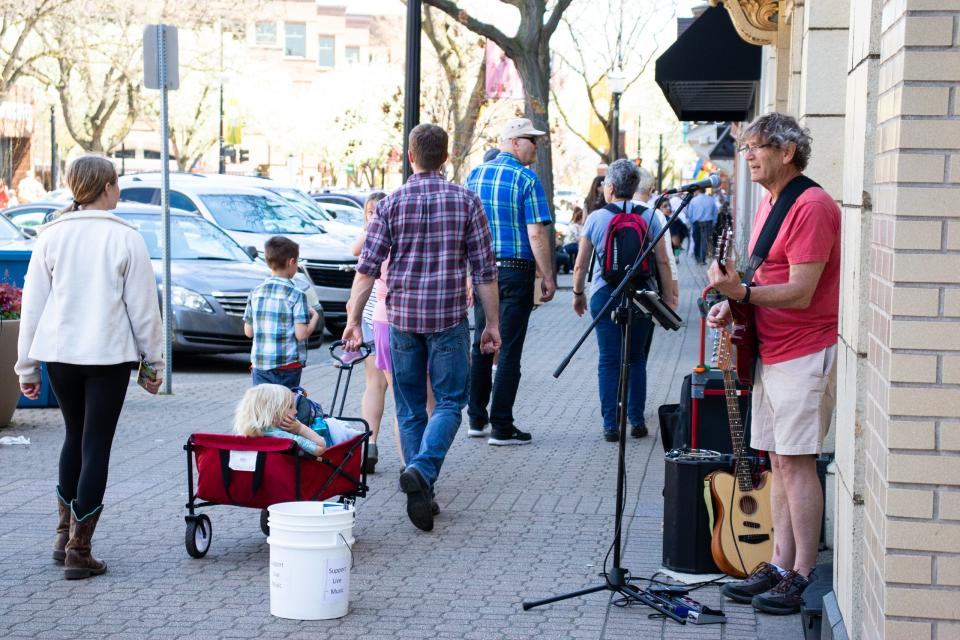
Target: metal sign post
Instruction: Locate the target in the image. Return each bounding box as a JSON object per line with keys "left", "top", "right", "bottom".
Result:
{"left": 144, "top": 24, "right": 179, "bottom": 394}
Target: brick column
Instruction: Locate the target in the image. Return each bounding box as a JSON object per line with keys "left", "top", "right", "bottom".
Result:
{"left": 867, "top": 2, "right": 960, "bottom": 637}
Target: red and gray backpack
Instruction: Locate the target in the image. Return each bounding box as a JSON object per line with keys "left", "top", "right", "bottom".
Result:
{"left": 591, "top": 202, "right": 658, "bottom": 291}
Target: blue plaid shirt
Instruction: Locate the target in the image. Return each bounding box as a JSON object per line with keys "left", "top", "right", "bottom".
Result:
{"left": 464, "top": 152, "right": 553, "bottom": 260}
{"left": 243, "top": 276, "right": 310, "bottom": 370}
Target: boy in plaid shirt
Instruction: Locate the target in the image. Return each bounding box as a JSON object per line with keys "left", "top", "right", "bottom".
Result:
{"left": 243, "top": 236, "right": 320, "bottom": 388}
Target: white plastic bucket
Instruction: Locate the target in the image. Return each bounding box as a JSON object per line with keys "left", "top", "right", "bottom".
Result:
{"left": 267, "top": 501, "right": 355, "bottom": 620}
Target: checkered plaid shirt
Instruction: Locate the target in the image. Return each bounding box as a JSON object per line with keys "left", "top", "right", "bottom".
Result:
{"left": 356, "top": 171, "right": 497, "bottom": 334}
{"left": 242, "top": 276, "right": 310, "bottom": 370}
{"left": 464, "top": 151, "right": 553, "bottom": 260}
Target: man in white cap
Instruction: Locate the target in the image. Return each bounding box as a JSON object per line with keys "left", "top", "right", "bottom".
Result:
{"left": 464, "top": 117, "right": 556, "bottom": 446}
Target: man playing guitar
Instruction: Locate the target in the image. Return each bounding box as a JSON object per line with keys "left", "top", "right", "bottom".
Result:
{"left": 707, "top": 112, "right": 840, "bottom": 615}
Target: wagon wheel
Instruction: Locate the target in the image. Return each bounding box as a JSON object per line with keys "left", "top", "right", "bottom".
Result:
{"left": 185, "top": 515, "right": 212, "bottom": 558}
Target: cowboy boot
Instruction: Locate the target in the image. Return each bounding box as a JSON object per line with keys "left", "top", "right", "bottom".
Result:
{"left": 52, "top": 487, "right": 70, "bottom": 563}
{"left": 63, "top": 502, "right": 107, "bottom": 580}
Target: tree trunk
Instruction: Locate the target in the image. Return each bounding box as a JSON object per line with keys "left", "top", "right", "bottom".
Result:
{"left": 514, "top": 50, "right": 554, "bottom": 222}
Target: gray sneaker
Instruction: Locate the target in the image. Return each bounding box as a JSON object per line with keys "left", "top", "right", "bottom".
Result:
{"left": 720, "top": 562, "right": 782, "bottom": 603}
{"left": 752, "top": 570, "right": 809, "bottom": 615}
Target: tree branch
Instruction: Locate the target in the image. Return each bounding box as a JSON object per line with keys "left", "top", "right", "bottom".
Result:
{"left": 550, "top": 86, "right": 605, "bottom": 159}
{"left": 421, "top": 0, "right": 518, "bottom": 57}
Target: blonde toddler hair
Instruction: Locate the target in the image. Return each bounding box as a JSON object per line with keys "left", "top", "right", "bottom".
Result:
{"left": 233, "top": 384, "right": 294, "bottom": 437}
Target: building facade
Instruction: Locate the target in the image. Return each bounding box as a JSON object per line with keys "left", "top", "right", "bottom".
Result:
{"left": 714, "top": 1, "right": 960, "bottom": 637}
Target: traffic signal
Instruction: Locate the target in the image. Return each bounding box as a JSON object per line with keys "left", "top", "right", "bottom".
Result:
{"left": 222, "top": 145, "right": 236, "bottom": 163}
{"left": 238, "top": 148, "right": 249, "bottom": 163}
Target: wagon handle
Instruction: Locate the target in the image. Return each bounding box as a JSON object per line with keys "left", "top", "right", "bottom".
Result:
{"left": 329, "top": 340, "right": 372, "bottom": 368}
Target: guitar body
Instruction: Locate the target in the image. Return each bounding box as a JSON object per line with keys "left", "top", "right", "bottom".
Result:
{"left": 728, "top": 300, "right": 757, "bottom": 386}
{"left": 708, "top": 469, "right": 775, "bottom": 578}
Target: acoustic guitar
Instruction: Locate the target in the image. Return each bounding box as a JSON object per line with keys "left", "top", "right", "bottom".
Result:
{"left": 714, "top": 222, "right": 758, "bottom": 386}
{"left": 707, "top": 329, "right": 774, "bottom": 578}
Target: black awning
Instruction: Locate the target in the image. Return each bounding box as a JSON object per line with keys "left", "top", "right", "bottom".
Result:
{"left": 655, "top": 4, "right": 761, "bottom": 122}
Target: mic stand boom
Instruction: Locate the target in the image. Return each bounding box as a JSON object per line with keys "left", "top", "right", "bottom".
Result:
{"left": 522, "top": 191, "right": 694, "bottom": 618}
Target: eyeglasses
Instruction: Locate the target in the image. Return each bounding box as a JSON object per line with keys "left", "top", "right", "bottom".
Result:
{"left": 516, "top": 136, "right": 538, "bottom": 145}
{"left": 737, "top": 143, "right": 774, "bottom": 154}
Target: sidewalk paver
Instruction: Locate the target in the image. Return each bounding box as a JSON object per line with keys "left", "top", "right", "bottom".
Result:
{"left": 0, "top": 258, "right": 804, "bottom": 640}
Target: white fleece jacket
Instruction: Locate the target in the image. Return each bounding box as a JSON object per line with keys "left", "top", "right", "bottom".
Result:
{"left": 15, "top": 210, "right": 164, "bottom": 384}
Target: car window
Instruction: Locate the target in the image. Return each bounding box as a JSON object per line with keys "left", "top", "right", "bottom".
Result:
{"left": 8, "top": 209, "right": 51, "bottom": 228}
{"left": 199, "top": 194, "right": 321, "bottom": 235}
{"left": 121, "top": 187, "right": 159, "bottom": 205}
{"left": 329, "top": 207, "right": 364, "bottom": 226}
{"left": 117, "top": 214, "right": 252, "bottom": 261}
{"left": 169, "top": 191, "right": 199, "bottom": 212}
{"left": 0, "top": 214, "right": 24, "bottom": 240}
{"left": 325, "top": 196, "right": 362, "bottom": 209}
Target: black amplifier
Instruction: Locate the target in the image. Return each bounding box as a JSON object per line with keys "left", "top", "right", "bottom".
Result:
{"left": 662, "top": 449, "right": 734, "bottom": 574}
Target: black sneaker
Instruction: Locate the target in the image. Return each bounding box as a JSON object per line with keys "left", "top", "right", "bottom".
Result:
{"left": 431, "top": 499, "right": 440, "bottom": 516}
{"left": 603, "top": 429, "right": 619, "bottom": 442}
{"left": 720, "top": 562, "right": 783, "bottom": 604}
{"left": 488, "top": 428, "right": 532, "bottom": 446}
{"left": 751, "top": 570, "right": 810, "bottom": 615}
{"left": 398, "top": 467, "right": 433, "bottom": 532}
{"left": 630, "top": 424, "right": 649, "bottom": 438}
{"left": 467, "top": 422, "right": 488, "bottom": 438}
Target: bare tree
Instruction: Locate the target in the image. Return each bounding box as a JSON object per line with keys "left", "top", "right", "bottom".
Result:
{"left": 550, "top": 0, "right": 674, "bottom": 163}
{"left": 421, "top": 0, "right": 575, "bottom": 212}
{"left": 0, "top": 0, "right": 74, "bottom": 102}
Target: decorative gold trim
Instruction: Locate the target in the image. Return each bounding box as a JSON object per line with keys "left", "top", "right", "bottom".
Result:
{"left": 710, "top": 0, "right": 779, "bottom": 46}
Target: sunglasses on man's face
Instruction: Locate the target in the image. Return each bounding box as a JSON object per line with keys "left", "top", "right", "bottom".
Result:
{"left": 516, "top": 136, "right": 538, "bottom": 145}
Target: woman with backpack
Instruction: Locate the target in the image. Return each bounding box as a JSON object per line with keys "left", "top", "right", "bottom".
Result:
{"left": 570, "top": 160, "right": 679, "bottom": 442}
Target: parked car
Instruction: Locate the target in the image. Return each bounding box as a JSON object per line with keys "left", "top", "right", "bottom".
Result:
{"left": 2, "top": 201, "right": 61, "bottom": 234}
{"left": 118, "top": 175, "right": 357, "bottom": 332}
{"left": 310, "top": 189, "right": 366, "bottom": 209}
{"left": 314, "top": 201, "right": 365, "bottom": 227}
{"left": 122, "top": 173, "right": 360, "bottom": 244}
{"left": 113, "top": 203, "right": 323, "bottom": 353}
{"left": 0, "top": 209, "right": 37, "bottom": 247}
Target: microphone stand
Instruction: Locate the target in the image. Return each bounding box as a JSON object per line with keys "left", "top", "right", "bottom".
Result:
{"left": 522, "top": 190, "right": 695, "bottom": 617}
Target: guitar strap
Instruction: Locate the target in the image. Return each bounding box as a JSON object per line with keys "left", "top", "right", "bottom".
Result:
{"left": 741, "top": 174, "right": 820, "bottom": 286}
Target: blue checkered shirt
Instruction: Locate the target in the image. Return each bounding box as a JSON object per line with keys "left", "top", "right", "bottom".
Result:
{"left": 465, "top": 152, "right": 553, "bottom": 260}
{"left": 243, "top": 276, "right": 310, "bottom": 370}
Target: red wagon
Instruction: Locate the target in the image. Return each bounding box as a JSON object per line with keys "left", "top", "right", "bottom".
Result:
{"left": 182, "top": 342, "right": 371, "bottom": 558}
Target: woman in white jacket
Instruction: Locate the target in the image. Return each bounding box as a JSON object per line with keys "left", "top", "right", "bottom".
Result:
{"left": 15, "top": 155, "right": 164, "bottom": 580}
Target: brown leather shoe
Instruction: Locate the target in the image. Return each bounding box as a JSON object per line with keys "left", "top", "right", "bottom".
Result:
{"left": 64, "top": 503, "right": 107, "bottom": 580}
{"left": 52, "top": 489, "right": 70, "bottom": 563}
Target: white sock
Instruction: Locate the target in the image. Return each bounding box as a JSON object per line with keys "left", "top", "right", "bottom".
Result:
{"left": 770, "top": 563, "right": 788, "bottom": 576}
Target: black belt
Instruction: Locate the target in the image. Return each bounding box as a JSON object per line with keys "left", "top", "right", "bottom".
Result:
{"left": 495, "top": 258, "right": 536, "bottom": 271}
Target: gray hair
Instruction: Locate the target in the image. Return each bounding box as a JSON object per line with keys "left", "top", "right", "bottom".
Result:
{"left": 604, "top": 159, "right": 640, "bottom": 199}
{"left": 741, "top": 112, "right": 813, "bottom": 171}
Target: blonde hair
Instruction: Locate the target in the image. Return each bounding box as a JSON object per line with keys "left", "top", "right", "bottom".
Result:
{"left": 56, "top": 155, "right": 118, "bottom": 216}
{"left": 233, "top": 384, "right": 294, "bottom": 437}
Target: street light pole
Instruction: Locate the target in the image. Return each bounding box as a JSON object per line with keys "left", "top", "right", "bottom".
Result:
{"left": 49, "top": 105, "right": 57, "bottom": 190}
{"left": 218, "top": 81, "right": 225, "bottom": 174}
{"left": 401, "top": 0, "right": 421, "bottom": 181}
{"left": 608, "top": 68, "right": 626, "bottom": 162}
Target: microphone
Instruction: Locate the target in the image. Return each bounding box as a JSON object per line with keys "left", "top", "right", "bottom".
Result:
{"left": 663, "top": 173, "right": 720, "bottom": 195}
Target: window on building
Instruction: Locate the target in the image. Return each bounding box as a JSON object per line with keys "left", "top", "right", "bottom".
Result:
{"left": 345, "top": 46, "right": 360, "bottom": 65}
{"left": 284, "top": 23, "right": 306, "bottom": 57}
{"left": 255, "top": 21, "right": 277, "bottom": 46}
{"left": 317, "top": 36, "right": 335, "bottom": 68}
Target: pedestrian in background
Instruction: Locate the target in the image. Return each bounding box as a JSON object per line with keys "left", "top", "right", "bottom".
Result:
{"left": 343, "top": 123, "right": 501, "bottom": 531}
{"left": 687, "top": 187, "right": 719, "bottom": 264}
{"left": 465, "top": 117, "right": 556, "bottom": 446}
{"left": 16, "top": 155, "right": 164, "bottom": 580}
{"left": 243, "top": 237, "right": 321, "bottom": 388}
{"left": 563, "top": 206, "right": 584, "bottom": 267}
{"left": 583, "top": 175, "right": 606, "bottom": 216}
{"left": 0, "top": 179, "right": 12, "bottom": 209}
{"left": 571, "top": 159, "right": 679, "bottom": 441}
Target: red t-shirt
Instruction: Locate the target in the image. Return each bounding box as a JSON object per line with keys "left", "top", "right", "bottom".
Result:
{"left": 748, "top": 186, "right": 841, "bottom": 365}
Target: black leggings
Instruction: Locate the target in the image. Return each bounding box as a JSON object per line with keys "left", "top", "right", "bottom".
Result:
{"left": 47, "top": 362, "right": 132, "bottom": 515}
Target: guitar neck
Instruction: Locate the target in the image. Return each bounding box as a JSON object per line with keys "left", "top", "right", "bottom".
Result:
{"left": 722, "top": 369, "right": 752, "bottom": 492}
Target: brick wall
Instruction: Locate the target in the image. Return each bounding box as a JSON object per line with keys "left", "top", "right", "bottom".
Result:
{"left": 866, "top": 1, "right": 960, "bottom": 637}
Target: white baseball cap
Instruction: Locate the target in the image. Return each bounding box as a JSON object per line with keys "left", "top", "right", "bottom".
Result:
{"left": 500, "top": 117, "right": 546, "bottom": 142}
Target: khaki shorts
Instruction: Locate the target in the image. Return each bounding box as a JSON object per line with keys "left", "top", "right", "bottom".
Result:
{"left": 750, "top": 345, "right": 837, "bottom": 456}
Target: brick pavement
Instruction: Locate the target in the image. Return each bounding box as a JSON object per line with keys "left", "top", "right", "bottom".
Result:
{"left": 0, "top": 257, "right": 803, "bottom": 639}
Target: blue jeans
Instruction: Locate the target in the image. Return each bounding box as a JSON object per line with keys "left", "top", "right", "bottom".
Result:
{"left": 589, "top": 286, "right": 654, "bottom": 432}
{"left": 251, "top": 367, "right": 302, "bottom": 388}
{"left": 390, "top": 319, "right": 470, "bottom": 487}
{"left": 468, "top": 267, "right": 535, "bottom": 434}
{"left": 694, "top": 221, "right": 714, "bottom": 264}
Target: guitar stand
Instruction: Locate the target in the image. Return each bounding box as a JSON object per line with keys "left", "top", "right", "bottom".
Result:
{"left": 525, "top": 192, "right": 694, "bottom": 619}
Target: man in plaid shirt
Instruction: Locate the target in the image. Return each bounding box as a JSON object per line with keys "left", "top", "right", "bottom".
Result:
{"left": 464, "top": 117, "right": 556, "bottom": 446}
{"left": 343, "top": 123, "right": 501, "bottom": 532}
{"left": 243, "top": 236, "right": 320, "bottom": 388}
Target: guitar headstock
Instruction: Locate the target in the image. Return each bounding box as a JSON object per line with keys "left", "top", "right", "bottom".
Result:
{"left": 715, "top": 329, "right": 735, "bottom": 372}
{"left": 715, "top": 219, "right": 734, "bottom": 275}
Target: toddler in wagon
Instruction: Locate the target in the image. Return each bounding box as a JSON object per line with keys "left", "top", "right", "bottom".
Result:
{"left": 233, "top": 384, "right": 363, "bottom": 458}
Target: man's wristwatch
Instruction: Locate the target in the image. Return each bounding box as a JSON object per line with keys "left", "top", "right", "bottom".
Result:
{"left": 737, "top": 284, "right": 752, "bottom": 305}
